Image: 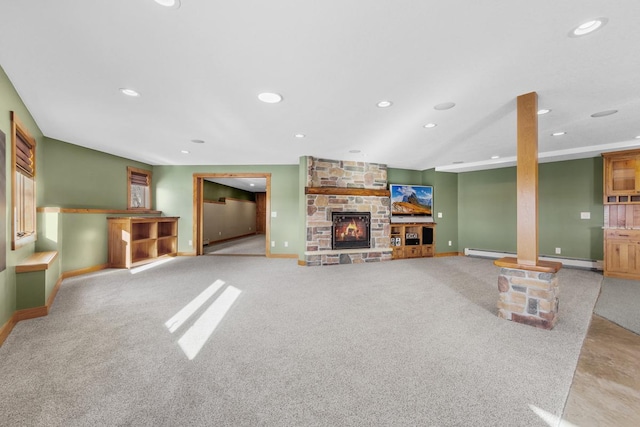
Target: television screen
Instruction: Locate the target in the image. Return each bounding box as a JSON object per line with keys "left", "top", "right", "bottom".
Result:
{"left": 389, "top": 184, "right": 433, "bottom": 216}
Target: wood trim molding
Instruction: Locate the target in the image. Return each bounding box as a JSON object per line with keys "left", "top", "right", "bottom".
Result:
{"left": 178, "top": 251, "right": 197, "bottom": 256}
{"left": 494, "top": 256, "right": 562, "bottom": 273}
{"left": 61, "top": 263, "right": 109, "bottom": 279}
{"left": 193, "top": 173, "right": 272, "bottom": 257}
{"left": 297, "top": 259, "right": 307, "bottom": 266}
{"left": 38, "top": 207, "right": 162, "bottom": 214}
{"left": 305, "top": 187, "right": 390, "bottom": 197}
{"left": 0, "top": 316, "right": 17, "bottom": 347}
{"left": 267, "top": 253, "right": 298, "bottom": 259}
{"left": 435, "top": 252, "right": 463, "bottom": 257}
{"left": 14, "top": 306, "right": 48, "bottom": 322}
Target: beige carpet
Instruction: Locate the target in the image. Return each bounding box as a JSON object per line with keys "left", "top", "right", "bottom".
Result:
{"left": 0, "top": 256, "right": 601, "bottom": 426}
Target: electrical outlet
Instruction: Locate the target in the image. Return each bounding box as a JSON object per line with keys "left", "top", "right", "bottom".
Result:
{"left": 188, "top": 240, "right": 193, "bottom": 246}
{"left": 218, "top": 231, "right": 222, "bottom": 235}
{"left": 271, "top": 211, "right": 277, "bottom": 217}
{"left": 271, "top": 241, "right": 275, "bottom": 247}
{"left": 555, "top": 247, "right": 561, "bottom": 254}
{"left": 580, "top": 212, "right": 590, "bottom": 219}
{"left": 284, "top": 241, "right": 288, "bottom": 247}
{"left": 448, "top": 240, "right": 452, "bottom": 246}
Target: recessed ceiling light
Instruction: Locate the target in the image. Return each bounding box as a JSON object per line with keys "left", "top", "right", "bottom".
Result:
{"left": 250, "top": 183, "right": 255, "bottom": 187}
{"left": 434, "top": 102, "right": 455, "bottom": 110}
{"left": 537, "top": 109, "right": 551, "bottom": 115}
{"left": 635, "top": 135, "right": 640, "bottom": 139}
{"left": 191, "top": 139, "right": 205, "bottom": 144}
{"left": 423, "top": 123, "right": 437, "bottom": 128}
{"left": 491, "top": 155, "right": 500, "bottom": 159}
{"left": 349, "top": 149, "right": 361, "bottom": 153}
{"left": 552, "top": 132, "right": 566, "bottom": 136}
{"left": 154, "top": 0, "right": 181, "bottom": 9}
{"left": 119, "top": 88, "right": 140, "bottom": 97}
{"left": 591, "top": 110, "right": 618, "bottom": 118}
{"left": 570, "top": 18, "right": 607, "bottom": 37}
{"left": 258, "top": 92, "right": 283, "bottom": 103}
{"left": 377, "top": 101, "right": 392, "bottom": 108}
{"left": 294, "top": 133, "right": 305, "bottom": 138}
{"left": 181, "top": 150, "right": 190, "bottom": 154}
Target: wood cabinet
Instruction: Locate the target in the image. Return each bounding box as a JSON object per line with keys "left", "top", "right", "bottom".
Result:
{"left": 604, "top": 229, "right": 640, "bottom": 279}
{"left": 603, "top": 150, "right": 640, "bottom": 204}
{"left": 108, "top": 217, "right": 179, "bottom": 268}
{"left": 390, "top": 223, "right": 435, "bottom": 260}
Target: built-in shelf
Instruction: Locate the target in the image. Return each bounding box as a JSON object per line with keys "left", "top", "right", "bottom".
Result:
{"left": 390, "top": 223, "right": 435, "bottom": 260}
{"left": 108, "top": 217, "right": 179, "bottom": 268}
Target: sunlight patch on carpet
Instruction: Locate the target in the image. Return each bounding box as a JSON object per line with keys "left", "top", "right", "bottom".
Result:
{"left": 165, "top": 279, "right": 226, "bottom": 333}
{"left": 529, "top": 404, "right": 578, "bottom": 427}
{"left": 130, "top": 257, "right": 175, "bottom": 274}
{"left": 177, "top": 285, "right": 242, "bottom": 360}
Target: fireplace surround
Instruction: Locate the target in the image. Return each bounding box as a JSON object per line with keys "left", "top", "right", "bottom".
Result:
{"left": 304, "top": 156, "right": 393, "bottom": 266}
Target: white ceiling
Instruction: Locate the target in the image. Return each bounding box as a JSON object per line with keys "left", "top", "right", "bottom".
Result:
{"left": 1, "top": 1, "right": 640, "bottom": 172}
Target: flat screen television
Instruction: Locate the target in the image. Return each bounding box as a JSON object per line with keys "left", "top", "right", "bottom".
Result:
{"left": 389, "top": 184, "right": 433, "bottom": 223}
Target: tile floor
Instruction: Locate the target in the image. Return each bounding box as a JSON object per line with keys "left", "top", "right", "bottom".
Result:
{"left": 563, "top": 315, "right": 640, "bottom": 426}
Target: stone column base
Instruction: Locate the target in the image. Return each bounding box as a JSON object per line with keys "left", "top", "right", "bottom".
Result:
{"left": 497, "top": 267, "right": 560, "bottom": 330}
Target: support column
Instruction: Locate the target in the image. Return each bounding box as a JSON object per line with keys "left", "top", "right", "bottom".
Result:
{"left": 494, "top": 92, "right": 562, "bottom": 330}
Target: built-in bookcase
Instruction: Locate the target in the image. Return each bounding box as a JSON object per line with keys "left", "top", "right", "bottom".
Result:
{"left": 389, "top": 223, "right": 435, "bottom": 260}
{"left": 108, "top": 217, "right": 179, "bottom": 268}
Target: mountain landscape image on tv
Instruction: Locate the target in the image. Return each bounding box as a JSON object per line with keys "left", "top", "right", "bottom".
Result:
{"left": 390, "top": 184, "right": 433, "bottom": 216}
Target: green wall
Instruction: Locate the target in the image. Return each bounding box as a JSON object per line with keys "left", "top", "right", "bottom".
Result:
{"left": 203, "top": 181, "right": 255, "bottom": 202}
{"left": 41, "top": 137, "right": 152, "bottom": 209}
{"left": 458, "top": 158, "right": 604, "bottom": 260}
{"left": 431, "top": 171, "right": 459, "bottom": 254}
{"left": 0, "top": 65, "right": 44, "bottom": 328}
{"left": 153, "top": 165, "right": 299, "bottom": 255}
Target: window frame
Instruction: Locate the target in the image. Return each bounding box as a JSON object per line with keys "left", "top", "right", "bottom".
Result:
{"left": 127, "top": 166, "right": 152, "bottom": 210}
{"left": 11, "top": 111, "right": 37, "bottom": 250}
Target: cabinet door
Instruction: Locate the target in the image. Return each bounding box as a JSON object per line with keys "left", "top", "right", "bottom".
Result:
{"left": 605, "top": 239, "right": 640, "bottom": 274}
{"left": 607, "top": 156, "right": 640, "bottom": 195}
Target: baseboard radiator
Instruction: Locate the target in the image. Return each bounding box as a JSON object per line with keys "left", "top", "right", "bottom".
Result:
{"left": 464, "top": 248, "right": 603, "bottom": 271}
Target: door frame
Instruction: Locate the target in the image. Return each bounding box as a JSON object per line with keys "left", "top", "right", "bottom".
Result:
{"left": 193, "top": 172, "right": 271, "bottom": 256}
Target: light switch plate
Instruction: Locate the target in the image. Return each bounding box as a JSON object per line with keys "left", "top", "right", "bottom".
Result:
{"left": 580, "top": 212, "right": 590, "bottom": 219}
{"left": 437, "top": 212, "right": 443, "bottom": 218}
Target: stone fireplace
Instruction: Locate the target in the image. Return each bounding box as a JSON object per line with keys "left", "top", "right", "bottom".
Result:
{"left": 304, "top": 156, "right": 392, "bottom": 266}
{"left": 332, "top": 212, "right": 371, "bottom": 250}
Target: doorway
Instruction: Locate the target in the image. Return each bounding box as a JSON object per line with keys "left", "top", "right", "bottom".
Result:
{"left": 193, "top": 173, "right": 271, "bottom": 256}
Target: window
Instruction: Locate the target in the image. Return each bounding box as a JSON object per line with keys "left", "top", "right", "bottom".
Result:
{"left": 11, "top": 112, "right": 36, "bottom": 249}
{"left": 127, "top": 166, "right": 152, "bottom": 210}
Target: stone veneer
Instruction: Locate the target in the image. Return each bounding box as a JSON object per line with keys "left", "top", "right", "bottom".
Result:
{"left": 497, "top": 268, "right": 559, "bottom": 330}
{"left": 305, "top": 157, "right": 392, "bottom": 266}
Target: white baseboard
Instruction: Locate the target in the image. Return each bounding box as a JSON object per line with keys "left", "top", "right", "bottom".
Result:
{"left": 463, "top": 248, "right": 603, "bottom": 271}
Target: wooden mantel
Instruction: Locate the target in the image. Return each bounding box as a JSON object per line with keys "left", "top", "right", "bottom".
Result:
{"left": 305, "top": 187, "right": 390, "bottom": 197}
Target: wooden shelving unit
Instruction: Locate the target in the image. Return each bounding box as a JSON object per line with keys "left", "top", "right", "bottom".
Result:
{"left": 603, "top": 149, "right": 640, "bottom": 279}
{"left": 108, "top": 217, "right": 179, "bottom": 268}
{"left": 389, "top": 223, "right": 435, "bottom": 260}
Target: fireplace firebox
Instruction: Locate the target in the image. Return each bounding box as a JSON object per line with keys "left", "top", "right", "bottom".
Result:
{"left": 332, "top": 212, "right": 371, "bottom": 250}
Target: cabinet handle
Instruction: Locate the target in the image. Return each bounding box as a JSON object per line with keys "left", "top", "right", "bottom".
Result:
{"left": 618, "top": 234, "right": 630, "bottom": 237}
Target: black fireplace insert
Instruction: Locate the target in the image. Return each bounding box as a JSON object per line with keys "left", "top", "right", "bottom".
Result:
{"left": 332, "top": 212, "right": 371, "bottom": 250}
